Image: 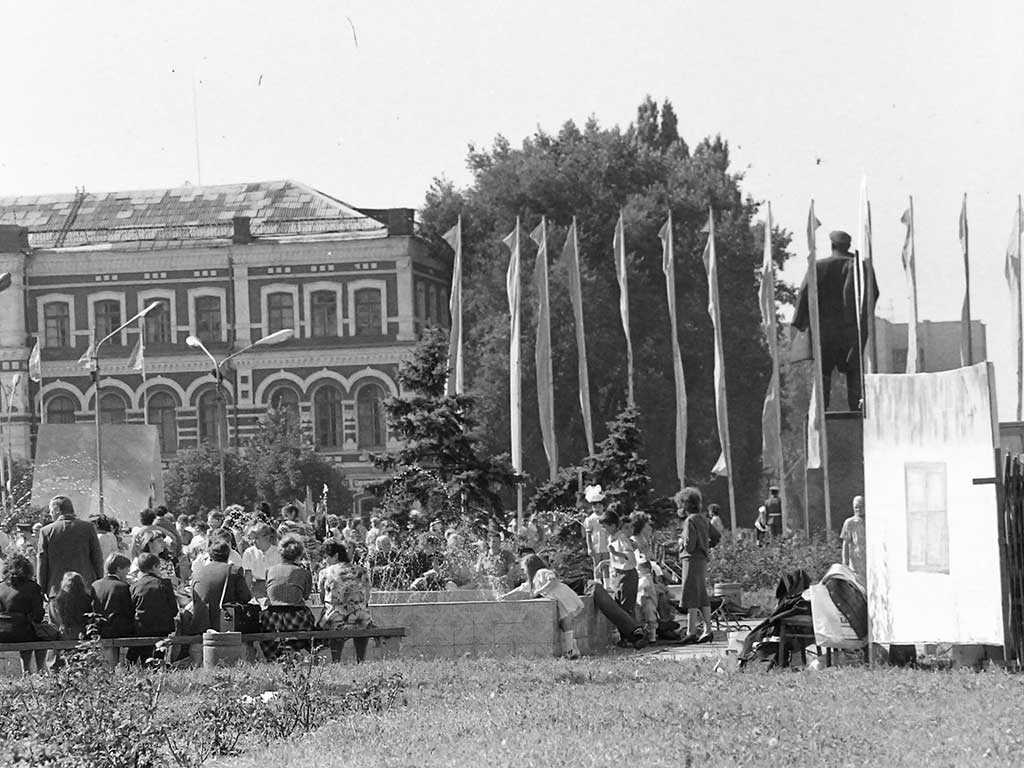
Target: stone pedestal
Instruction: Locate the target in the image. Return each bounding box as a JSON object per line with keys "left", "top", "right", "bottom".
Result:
{"left": 805, "top": 411, "right": 864, "bottom": 535}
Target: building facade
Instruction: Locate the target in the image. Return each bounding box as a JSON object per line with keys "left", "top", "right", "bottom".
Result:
{"left": 0, "top": 180, "right": 451, "bottom": 515}
{"left": 872, "top": 318, "right": 987, "bottom": 373}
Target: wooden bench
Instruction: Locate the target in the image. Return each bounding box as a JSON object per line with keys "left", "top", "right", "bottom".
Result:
{"left": 0, "top": 626, "right": 405, "bottom": 667}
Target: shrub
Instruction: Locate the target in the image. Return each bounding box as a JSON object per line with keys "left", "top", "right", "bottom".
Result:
{"left": 704, "top": 533, "right": 839, "bottom": 592}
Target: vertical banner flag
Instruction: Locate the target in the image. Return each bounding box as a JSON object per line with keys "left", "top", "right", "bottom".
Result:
{"left": 77, "top": 332, "right": 97, "bottom": 371}
{"left": 759, "top": 204, "right": 783, "bottom": 476}
{"left": 28, "top": 339, "right": 42, "bottom": 424}
{"left": 502, "top": 219, "right": 523, "bottom": 475}
{"left": 613, "top": 212, "right": 635, "bottom": 405}
{"left": 530, "top": 217, "right": 558, "bottom": 480}
{"left": 1007, "top": 200, "right": 1023, "bottom": 420}
{"left": 959, "top": 194, "right": 972, "bottom": 367}
{"left": 562, "top": 217, "right": 595, "bottom": 456}
{"left": 128, "top": 336, "right": 145, "bottom": 372}
{"left": 130, "top": 321, "right": 148, "bottom": 422}
{"left": 805, "top": 202, "right": 827, "bottom": 475}
{"left": 443, "top": 216, "right": 464, "bottom": 395}
{"left": 900, "top": 198, "right": 920, "bottom": 374}
{"left": 658, "top": 212, "right": 688, "bottom": 489}
{"left": 856, "top": 177, "right": 878, "bottom": 375}
{"left": 701, "top": 211, "right": 731, "bottom": 479}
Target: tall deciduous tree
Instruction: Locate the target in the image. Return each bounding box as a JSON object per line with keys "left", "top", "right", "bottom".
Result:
{"left": 420, "top": 99, "right": 794, "bottom": 525}
{"left": 372, "top": 327, "right": 521, "bottom": 529}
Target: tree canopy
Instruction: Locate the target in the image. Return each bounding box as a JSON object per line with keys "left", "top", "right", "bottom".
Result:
{"left": 420, "top": 97, "right": 794, "bottom": 524}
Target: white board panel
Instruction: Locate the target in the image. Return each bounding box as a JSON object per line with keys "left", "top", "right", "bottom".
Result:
{"left": 864, "top": 363, "right": 1002, "bottom": 645}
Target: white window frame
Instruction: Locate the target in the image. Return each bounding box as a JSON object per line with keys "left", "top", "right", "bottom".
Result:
{"left": 347, "top": 278, "right": 387, "bottom": 337}
{"left": 259, "top": 283, "right": 300, "bottom": 338}
{"left": 88, "top": 290, "right": 128, "bottom": 346}
{"left": 36, "top": 292, "right": 77, "bottom": 349}
{"left": 303, "top": 280, "right": 344, "bottom": 338}
{"left": 187, "top": 287, "right": 228, "bottom": 343}
{"left": 136, "top": 289, "right": 177, "bottom": 345}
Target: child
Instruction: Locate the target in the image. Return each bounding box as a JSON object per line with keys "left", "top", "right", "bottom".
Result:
{"left": 129, "top": 553, "right": 178, "bottom": 663}
{"left": 636, "top": 560, "right": 659, "bottom": 643}
{"left": 91, "top": 553, "right": 135, "bottom": 638}
{"left": 52, "top": 571, "right": 93, "bottom": 641}
{"left": 500, "top": 554, "right": 584, "bottom": 659}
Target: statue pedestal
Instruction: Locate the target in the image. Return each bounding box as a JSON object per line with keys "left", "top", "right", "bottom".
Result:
{"left": 805, "top": 411, "right": 864, "bottom": 536}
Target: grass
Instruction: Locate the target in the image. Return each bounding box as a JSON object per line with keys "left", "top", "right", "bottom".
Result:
{"left": 211, "top": 655, "right": 1024, "bottom": 768}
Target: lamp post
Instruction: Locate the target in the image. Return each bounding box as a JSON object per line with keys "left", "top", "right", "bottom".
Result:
{"left": 185, "top": 328, "right": 294, "bottom": 510}
{"left": 92, "top": 301, "right": 163, "bottom": 516}
{"left": 0, "top": 374, "right": 19, "bottom": 518}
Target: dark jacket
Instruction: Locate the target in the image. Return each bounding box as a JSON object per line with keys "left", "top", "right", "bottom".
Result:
{"left": 191, "top": 561, "right": 251, "bottom": 632}
{"left": 680, "top": 512, "right": 711, "bottom": 561}
{"left": 37, "top": 516, "right": 104, "bottom": 597}
{"left": 0, "top": 579, "right": 45, "bottom": 642}
{"left": 130, "top": 573, "right": 178, "bottom": 637}
{"left": 91, "top": 575, "right": 136, "bottom": 638}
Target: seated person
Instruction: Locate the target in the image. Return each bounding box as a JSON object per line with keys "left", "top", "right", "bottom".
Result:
{"left": 405, "top": 535, "right": 445, "bottom": 591}
{"left": 241, "top": 523, "right": 281, "bottom": 600}
{"left": 191, "top": 528, "right": 243, "bottom": 572}
{"left": 129, "top": 553, "right": 178, "bottom": 663}
{"left": 366, "top": 535, "right": 401, "bottom": 588}
{"left": 262, "top": 534, "right": 316, "bottom": 658}
{"left": 129, "top": 531, "right": 178, "bottom": 586}
{"left": 474, "top": 531, "right": 518, "bottom": 592}
{"left": 51, "top": 571, "right": 93, "bottom": 641}
{"left": 91, "top": 553, "right": 135, "bottom": 639}
{"left": 318, "top": 541, "right": 373, "bottom": 663}
{"left": 190, "top": 539, "right": 252, "bottom": 633}
{"left": 0, "top": 553, "right": 46, "bottom": 674}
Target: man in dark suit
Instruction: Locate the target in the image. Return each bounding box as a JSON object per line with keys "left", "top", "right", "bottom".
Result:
{"left": 792, "top": 230, "right": 880, "bottom": 411}
{"left": 91, "top": 553, "right": 135, "bottom": 639}
{"left": 37, "top": 496, "right": 104, "bottom": 601}
{"left": 128, "top": 553, "right": 178, "bottom": 663}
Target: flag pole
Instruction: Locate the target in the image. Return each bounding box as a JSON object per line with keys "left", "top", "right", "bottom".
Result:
{"left": 139, "top": 319, "right": 149, "bottom": 426}
{"left": 1018, "top": 194, "right": 1023, "bottom": 421}
{"left": 866, "top": 200, "right": 878, "bottom": 373}
{"left": 763, "top": 203, "right": 789, "bottom": 533}
{"left": 962, "top": 193, "right": 973, "bottom": 366}
{"left": 805, "top": 201, "right": 832, "bottom": 532}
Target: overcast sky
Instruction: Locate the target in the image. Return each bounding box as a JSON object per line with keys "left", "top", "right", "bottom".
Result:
{"left": 3, "top": 0, "right": 1023, "bottom": 417}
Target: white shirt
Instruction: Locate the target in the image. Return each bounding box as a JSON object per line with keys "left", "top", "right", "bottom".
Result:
{"left": 192, "top": 548, "right": 242, "bottom": 573}
{"left": 241, "top": 544, "right": 282, "bottom": 581}
{"left": 583, "top": 512, "right": 609, "bottom": 554}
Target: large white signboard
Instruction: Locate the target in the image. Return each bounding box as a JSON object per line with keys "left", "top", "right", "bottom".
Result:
{"left": 864, "top": 363, "right": 1003, "bottom": 645}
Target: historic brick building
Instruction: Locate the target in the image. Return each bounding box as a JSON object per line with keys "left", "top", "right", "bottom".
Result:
{"left": 0, "top": 180, "right": 451, "bottom": 515}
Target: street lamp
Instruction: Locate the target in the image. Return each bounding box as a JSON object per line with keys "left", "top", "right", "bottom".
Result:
{"left": 0, "top": 274, "right": 15, "bottom": 516}
{"left": 92, "top": 301, "right": 163, "bottom": 516}
{"left": 185, "top": 328, "right": 294, "bottom": 510}
{"left": 0, "top": 373, "right": 20, "bottom": 517}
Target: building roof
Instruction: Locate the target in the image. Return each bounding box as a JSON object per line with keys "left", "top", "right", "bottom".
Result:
{"left": 0, "top": 180, "right": 387, "bottom": 249}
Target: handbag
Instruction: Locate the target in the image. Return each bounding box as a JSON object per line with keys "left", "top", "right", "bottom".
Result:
{"left": 32, "top": 620, "right": 61, "bottom": 641}
{"left": 218, "top": 564, "right": 260, "bottom": 634}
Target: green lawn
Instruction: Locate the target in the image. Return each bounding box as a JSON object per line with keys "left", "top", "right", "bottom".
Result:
{"left": 212, "top": 655, "right": 1024, "bottom": 768}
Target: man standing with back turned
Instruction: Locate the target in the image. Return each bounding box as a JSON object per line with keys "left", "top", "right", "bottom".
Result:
{"left": 37, "top": 495, "right": 104, "bottom": 602}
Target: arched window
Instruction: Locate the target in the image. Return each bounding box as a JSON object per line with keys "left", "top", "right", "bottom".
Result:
{"left": 198, "top": 389, "right": 228, "bottom": 445}
{"left": 99, "top": 392, "right": 127, "bottom": 424}
{"left": 46, "top": 394, "right": 77, "bottom": 424}
{"left": 356, "top": 383, "right": 387, "bottom": 449}
{"left": 269, "top": 385, "right": 301, "bottom": 430}
{"left": 354, "top": 288, "right": 382, "bottom": 336}
{"left": 148, "top": 392, "right": 178, "bottom": 454}
{"left": 94, "top": 300, "right": 122, "bottom": 345}
{"left": 313, "top": 384, "right": 344, "bottom": 449}
{"left": 310, "top": 291, "right": 337, "bottom": 338}
{"left": 267, "top": 292, "right": 295, "bottom": 335}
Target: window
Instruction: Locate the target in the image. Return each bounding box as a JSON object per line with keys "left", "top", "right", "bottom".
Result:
{"left": 46, "top": 395, "right": 77, "bottom": 424}
{"left": 198, "top": 389, "right": 228, "bottom": 445}
{"left": 148, "top": 392, "right": 178, "bottom": 454}
{"left": 314, "top": 385, "right": 344, "bottom": 449}
{"left": 95, "top": 300, "right": 122, "bottom": 345}
{"left": 356, "top": 383, "right": 387, "bottom": 449}
{"left": 905, "top": 462, "right": 949, "bottom": 573}
{"left": 269, "top": 386, "right": 300, "bottom": 430}
{"left": 439, "top": 287, "right": 449, "bottom": 329}
{"left": 354, "top": 288, "right": 382, "bottom": 336}
{"left": 427, "top": 285, "right": 438, "bottom": 325}
{"left": 267, "top": 292, "right": 295, "bottom": 335}
{"left": 43, "top": 302, "right": 70, "bottom": 348}
{"left": 415, "top": 283, "right": 427, "bottom": 327}
{"left": 99, "top": 392, "right": 126, "bottom": 424}
{"left": 195, "top": 296, "right": 222, "bottom": 342}
{"left": 144, "top": 299, "right": 172, "bottom": 345}
{"left": 310, "top": 291, "right": 337, "bottom": 338}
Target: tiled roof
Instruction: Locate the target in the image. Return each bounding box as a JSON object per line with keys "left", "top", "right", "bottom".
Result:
{"left": 0, "top": 180, "right": 386, "bottom": 249}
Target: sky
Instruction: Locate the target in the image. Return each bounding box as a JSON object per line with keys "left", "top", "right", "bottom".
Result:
{"left": 3, "top": 0, "right": 1024, "bottom": 417}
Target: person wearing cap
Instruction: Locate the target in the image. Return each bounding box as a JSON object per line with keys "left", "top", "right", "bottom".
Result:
{"left": 582, "top": 485, "right": 609, "bottom": 578}
{"left": 791, "top": 229, "right": 879, "bottom": 411}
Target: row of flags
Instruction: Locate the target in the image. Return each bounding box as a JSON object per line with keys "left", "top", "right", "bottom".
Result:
{"left": 444, "top": 210, "right": 740, "bottom": 523}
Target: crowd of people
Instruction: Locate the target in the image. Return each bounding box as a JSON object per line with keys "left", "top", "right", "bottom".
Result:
{"left": 0, "top": 481, "right": 740, "bottom": 672}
